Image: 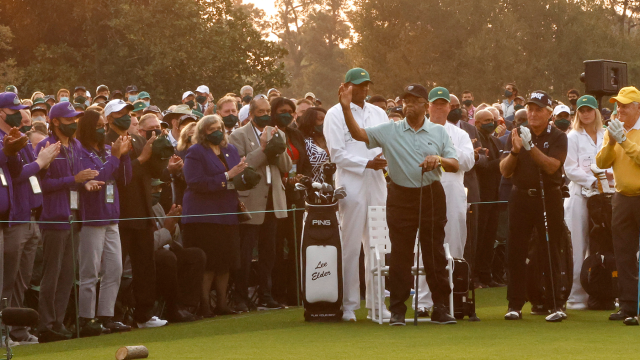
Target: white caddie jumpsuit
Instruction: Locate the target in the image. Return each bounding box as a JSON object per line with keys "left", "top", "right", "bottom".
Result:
{"left": 413, "top": 121, "right": 475, "bottom": 309}
{"left": 564, "top": 128, "right": 608, "bottom": 307}
{"left": 324, "top": 102, "right": 389, "bottom": 312}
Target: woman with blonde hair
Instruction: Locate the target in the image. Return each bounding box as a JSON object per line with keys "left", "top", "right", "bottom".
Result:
{"left": 176, "top": 121, "right": 197, "bottom": 156}
{"left": 563, "top": 95, "right": 610, "bottom": 311}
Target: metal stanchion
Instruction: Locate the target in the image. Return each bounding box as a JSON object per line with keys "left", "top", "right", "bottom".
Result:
{"left": 292, "top": 205, "right": 301, "bottom": 307}
{"left": 69, "top": 215, "right": 80, "bottom": 339}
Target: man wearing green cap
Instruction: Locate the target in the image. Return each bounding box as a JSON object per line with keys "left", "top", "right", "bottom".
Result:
{"left": 596, "top": 86, "right": 640, "bottom": 324}
{"left": 324, "top": 68, "right": 391, "bottom": 322}
{"left": 337, "top": 82, "right": 459, "bottom": 325}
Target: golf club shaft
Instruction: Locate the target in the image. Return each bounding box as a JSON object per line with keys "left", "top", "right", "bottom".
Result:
{"left": 539, "top": 171, "right": 559, "bottom": 313}
{"left": 414, "top": 171, "right": 424, "bottom": 326}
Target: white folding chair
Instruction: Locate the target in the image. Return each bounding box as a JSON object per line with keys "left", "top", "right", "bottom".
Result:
{"left": 368, "top": 206, "right": 455, "bottom": 324}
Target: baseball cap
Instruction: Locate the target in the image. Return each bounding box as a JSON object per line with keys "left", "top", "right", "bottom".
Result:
{"left": 178, "top": 114, "right": 198, "bottom": 127}
{"left": 49, "top": 101, "right": 83, "bottom": 119}
{"left": 427, "top": 86, "right": 450, "bottom": 102}
{"left": 305, "top": 92, "right": 316, "bottom": 100}
{"left": 125, "top": 85, "right": 138, "bottom": 93}
{"left": 132, "top": 100, "right": 148, "bottom": 112}
{"left": 93, "top": 95, "right": 108, "bottom": 104}
{"left": 30, "top": 102, "right": 48, "bottom": 114}
{"left": 74, "top": 86, "right": 86, "bottom": 93}
{"left": 137, "top": 91, "right": 150, "bottom": 100}
{"left": 552, "top": 104, "right": 571, "bottom": 116}
{"left": 526, "top": 90, "right": 553, "bottom": 109}
{"left": 182, "top": 91, "right": 196, "bottom": 101}
{"left": 73, "top": 102, "right": 86, "bottom": 111}
{"left": 344, "top": 68, "right": 372, "bottom": 85}
{"left": 233, "top": 166, "right": 262, "bottom": 191}
{"left": 144, "top": 105, "right": 162, "bottom": 115}
{"left": 576, "top": 95, "right": 598, "bottom": 110}
{"left": 4, "top": 85, "right": 17, "bottom": 95}
{"left": 0, "top": 92, "right": 29, "bottom": 110}
{"left": 196, "top": 85, "right": 210, "bottom": 94}
{"left": 609, "top": 86, "right": 640, "bottom": 105}
{"left": 111, "top": 90, "right": 124, "bottom": 100}
{"left": 104, "top": 99, "right": 134, "bottom": 117}
{"left": 96, "top": 85, "right": 109, "bottom": 94}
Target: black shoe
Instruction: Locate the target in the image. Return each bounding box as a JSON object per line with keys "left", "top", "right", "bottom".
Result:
{"left": 166, "top": 307, "right": 198, "bottom": 323}
{"left": 624, "top": 316, "right": 639, "bottom": 326}
{"left": 609, "top": 310, "right": 630, "bottom": 321}
{"left": 487, "top": 280, "right": 507, "bottom": 288}
{"left": 79, "top": 318, "right": 103, "bottom": 338}
{"left": 531, "top": 304, "right": 550, "bottom": 315}
{"left": 38, "top": 329, "right": 69, "bottom": 343}
{"left": 416, "top": 307, "right": 430, "bottom": 318}
{"left": 504, "top": 308, "right": 522, "bottom": 320}
{"left": 55, "top": 327, "right": 74, "bottom": 339}
{"left": 431, "top": 305, "right": 457, "bottom": 324}
{"left": 100, "top": 318, "right": 132, "bottom": 333}
{"left": 389, "top": 313, "right": 405, "bottom": 326}
{"left": 234, "top": 301, "right": 249, "bottom": 313}
{"left": 214, "top": 307, "right": 239, "bottom": 316}
{"left": 258, "top": 298, "right": 285, "bottom": 310}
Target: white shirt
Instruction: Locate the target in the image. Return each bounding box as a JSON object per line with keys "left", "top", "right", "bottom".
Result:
{"left": 168, "top": 131, "right": 178, "bottom": 147}
{"left": 442, "top": 121, "right": 475, "bottom": 183}
{"left": 565, "top": 128, "right": 606, "bottom": 193}
{"left": 239, "top": 105, "right": 250, "bottom": 123}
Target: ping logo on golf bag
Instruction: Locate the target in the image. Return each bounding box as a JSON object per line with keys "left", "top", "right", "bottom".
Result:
{"left": 312, "top": 219, "right": 331, "bottom": 226}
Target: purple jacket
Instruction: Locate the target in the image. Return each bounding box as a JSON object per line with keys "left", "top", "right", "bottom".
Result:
{"left": 35, "top": 135, "right": 84, "bottom": 230}
{"left": 182, "top": 143, "right": 240, "bottom": 225}
{"left": 10, "top": 142, "right": 43, "bottom": 225}
{"left": 0, "top": 130, "right": 22, "bottom": 224}
{"left": 79, "top": 144, "right": 132, "bottom": 226}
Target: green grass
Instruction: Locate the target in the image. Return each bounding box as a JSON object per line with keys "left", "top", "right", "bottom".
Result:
{"left": 12, "top": 288, "right": 640, "bottom": 359}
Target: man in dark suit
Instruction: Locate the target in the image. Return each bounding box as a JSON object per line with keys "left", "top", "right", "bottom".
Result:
{"left": 104, "top": 100, "right": 168, "bottom": 328}
{"left": 473, "top": 109, "right": 505, "bottom": 287}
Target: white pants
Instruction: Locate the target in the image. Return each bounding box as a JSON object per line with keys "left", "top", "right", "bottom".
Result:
{"left": 78, "top": 224, "right": 123, "bottom": 318}
{"left": 412, "top": 180, "right": 467, "bottom": 309}
{"left": 337, "top": 171, "right": 386, "bottom": 311}
{"left": 564, "top": 191, "right": 589, "bottom": 306}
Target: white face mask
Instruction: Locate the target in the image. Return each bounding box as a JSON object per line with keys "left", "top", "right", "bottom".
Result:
{"left": 32, "top": 116, "right": 46, "bottom": 123}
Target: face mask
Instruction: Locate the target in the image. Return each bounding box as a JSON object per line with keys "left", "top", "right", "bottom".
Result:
{"left": 95, "top": 127, "right": 106, "bottom": 142}
{"left": 253, "top": 114, "right": 271, "bottom": 128}
{"left": 462, "top": 100, "right": 473, "bottom": 107}
{"left": 185, "top": 100, "right": 195, "bottom": 108}
{"left": 151, "top": 192, "right": 162, "bottom": 206}
{"left": 60, "top": 97, "right": 69, "bottom": 102}
{"left": 32, "top": 116, "right": 46, "bottom": 123}
{"left": 75, "top": 96, "right": 87, "bottom": 104}
{"left": 446, "top": 108, "right": 462, "bottom": 123}
{"left": 128, "top": 95, "right": 138, "bottom": 103}
{"left": 144, "top": 101, "right": 150, "bottom": 107}
{"left": 222, "top": 114, "right": 239, "bottom": 128}
{"left": 554, "top": 119, "right": 571, "bottom": 131}
{"left": 3, "top": 111, "right": 23, "bottom": 128}
{"left": 19, "top": 125, "right": 32, "bottom": 133}
{"left": 314, "top": 124, "right": 324, "bottom": 134}
{"left": 514, "top": 104, "right": 525, "bottom": 111}
{"left": 113, "top": 114, "right": 132, "bottom": 130}
{"left": 276, "top": 113, "right": 293, "bottom": 127}
{"left": 206, "top": 130, "right": 224, "bottom": 145}
{"left": 237, "top": 102, "right": 242, "bottom": 111}
{"left": 196, "top": 95, "right": 207, "bottom": 104}
{"left": 58, "top": 121, "right": 77, "bottom": 138}
{"left": 187, "top": 136, "right": 192, "bottom": 143}
{"left": 480, "top": 122, "right": 497, "bottom": 134}
{"left": 569, "top": 98, "right": 577, "bottom": 106}
{"left": 146, "top": 129, "right": 162, "bottom": 140}
{"left": 504, "top": 90, "right": 513, "bottom": 98}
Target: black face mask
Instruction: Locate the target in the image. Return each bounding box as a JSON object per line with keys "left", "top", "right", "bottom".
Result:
{"left": 19, "top": 125, "right": 32, "bottom": 134}
{"left": 275, "top": 113, "right": 293, "bottom": 127}
{"left": 462, "top": 99, "right": 473, "bottom": 107}
{"left": 569, "top": 98, "right": 577, "bottom": 106}
{"left": 196, "top": 95, "right": 207, "bottom": 104}
{"left": 185, "top": 100, "right": 195, "bottom": 108}
{"left": 314, "top": 124, "right": 324, "bottom": 134}
{"left": 95, "top": 128, "right": 106, "bottom": 142}
{"left": 447, "top": 108, "right": 462, "bottom": 123}
{"left": 253, "top": 115, "right": 271, "bottom": 128}
{"left": 58, "top": 122, "right": 78, "bottom": 138}
{"left": 514, "top": 104, "right": 525, "bottom": 111}
{"left": 3, "top": 111, "right": 23, "bottom": 128}
{"left": 206, "top": 130, "right": 224, "bottom": 145}
{"left": 146, "top": 129, "right": 161, "bottom": 140}
{"left": 113, "top": 114, "right": 131, "bottom": 130}
{"left": 222, "top": 114, "right": 239, "bottom": 128}
{"left": 554, "top": 119, "right": 571, "bottom": 131}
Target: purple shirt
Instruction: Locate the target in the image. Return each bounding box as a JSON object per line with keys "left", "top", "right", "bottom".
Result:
{"left": 10, "top": 142, "right": 43, "bottom": 225}
{"left": 0, "top": 129, "right": 23, "bottom": 223}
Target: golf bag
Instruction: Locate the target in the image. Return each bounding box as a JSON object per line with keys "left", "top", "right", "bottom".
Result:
{"left": 301, "top": 203, "right": 343, "bottom": 322}
{"left": 580, "top": 194, "right": 617, "bottom": 310}
{"left": 452, "top": 258, "right": 478, "bottom": 320}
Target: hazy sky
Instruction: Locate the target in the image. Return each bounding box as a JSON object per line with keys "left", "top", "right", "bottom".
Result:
{"left": 247, "top": 0, "right": 278, "bottom": 16}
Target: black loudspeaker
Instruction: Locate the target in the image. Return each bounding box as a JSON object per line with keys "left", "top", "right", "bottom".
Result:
{"left": 582, "top": 60, "right": 627, "bottom": 95}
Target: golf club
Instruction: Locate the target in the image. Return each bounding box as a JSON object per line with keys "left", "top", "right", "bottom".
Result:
{"left": 539, "top": 171, "right": 563, "bottom": 323}
{"left": 414, "top": 167, "right": 425, "bottom": 326}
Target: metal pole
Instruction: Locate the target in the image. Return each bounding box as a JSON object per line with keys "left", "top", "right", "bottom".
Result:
{"left": 292, "top": 205, "right": 301, "bottom": 307}
{"left": 69, "top": 215, "right": 80, "bottom": 338}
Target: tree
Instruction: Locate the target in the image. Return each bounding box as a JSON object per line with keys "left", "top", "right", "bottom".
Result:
{"left": 0, "top": 25, "right": 22, "bottom": 90}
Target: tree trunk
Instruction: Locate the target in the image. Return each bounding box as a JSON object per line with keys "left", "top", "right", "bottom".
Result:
{"left": 115, "top": 346, "right": 149, "bottom": 360}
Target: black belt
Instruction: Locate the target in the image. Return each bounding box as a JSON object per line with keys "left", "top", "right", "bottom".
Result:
{"left": 516, "top": 186, "right": 561, "bottom": 197}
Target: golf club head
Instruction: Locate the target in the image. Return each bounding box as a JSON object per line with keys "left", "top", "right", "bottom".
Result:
{"left": 314, "top": 191, "right": 321, "bottom": 204}
{"left": 312, "top": 182, "right": 322, "bottom": 190}
{"left": 322, "top": 162, "right": 337, "bottom": 177}
{"left": 334, "top": 186, "right": 345, "bottom": 193}
{"left": 300, "top": 176, "right": 313, "bottom": 190}
{"left": 326, "top": 184, "right": 334, "bottom": 193}
{"left": 545, "top": 311, "right": 563, "bottom": 323}
{"left": 623, "top": 316, "right": 639, "bottom": 326}
{"left": 295, "top": 183, "right": 308, "bottom": 191}
{"left": 333, "top": 192, "right": 346, "bottom": 201}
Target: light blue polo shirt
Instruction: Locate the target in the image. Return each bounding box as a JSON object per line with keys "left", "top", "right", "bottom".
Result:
{"left": 365, "top": 117, "right": 457, "bottom": 187}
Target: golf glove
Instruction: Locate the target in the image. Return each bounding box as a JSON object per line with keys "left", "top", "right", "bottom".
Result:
{"left": 520, "top": 126, "right": 534, "bottom": 151}
{"left": 607, "top": 118, "right": 627, "bottom": 143}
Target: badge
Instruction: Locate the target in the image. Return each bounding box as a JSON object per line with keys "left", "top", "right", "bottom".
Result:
{"left": 106, "top": 181, "right": 115, "bottom": 204}
{"left": 227, "top": 181, "right": 235, "bottom": 190}
{"left": 29, "top": 176, "right": 41, "bottom": 194}
{"left": 0, "top": 168, "right": 6, "bottom": 187}
{"left": 289, "top": 164, "right": 297, "bottom": 178}
{"left": 266, "top": 166, "right": 271, "bottom": 185}
{"left": 70, "top": 190, "right": 78, "bottom": 210}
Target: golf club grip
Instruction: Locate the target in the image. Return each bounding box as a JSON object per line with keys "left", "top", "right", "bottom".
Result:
{"left": 2, "top": 308, "right": 38, "bottom": 326}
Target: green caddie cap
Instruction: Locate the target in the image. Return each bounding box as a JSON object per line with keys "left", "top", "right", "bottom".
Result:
{"left": 428, "top": 87, "right": 450, "bottom": 103}
{"left": 344, "top": 68, "right": 372, "bottom": 85}
{"left": 576, "top": 95, "right": 598, "bottom": 110}
{"left": 132, "top": 100, "right": 148, "bottom": 112}
{"left": 137, "top": 91, "right": 150, "bottom": 100}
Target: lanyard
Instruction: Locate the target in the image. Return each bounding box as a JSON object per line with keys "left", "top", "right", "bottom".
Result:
{"left": 61, "top": 143, "right": 75, "bottom": 174}
{"left": 91, "top": 149, "right": 105, "bottom": 164}
{"left": 251, "top": 123, "right": 262, "bottom": 144}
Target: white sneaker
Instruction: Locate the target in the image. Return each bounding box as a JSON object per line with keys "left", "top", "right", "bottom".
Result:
{"left": 367, "top": 308, "right": 392, "bottom": 320}
{"left": 17, "top": 334, "right": 38, "bottom": 345}
{"left": 342, "top": 310, "right": 356, "bottom": 322}
{"left": 137, "top": 316, "right": 168, "bottom": 328}
{"left": 566, "top": 302, "right": 588, "bottom": 310}
{"left": 1, "top": 336, "right": 17, "bottom": 347}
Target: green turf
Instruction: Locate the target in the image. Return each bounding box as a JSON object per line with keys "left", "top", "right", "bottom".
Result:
{"left": 12, "top": 288, "right": 640, "bottom": 359}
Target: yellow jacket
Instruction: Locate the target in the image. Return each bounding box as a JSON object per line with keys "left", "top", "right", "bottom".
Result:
{"left": 596, "top": 128, "right": 640, "bottom": 196}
